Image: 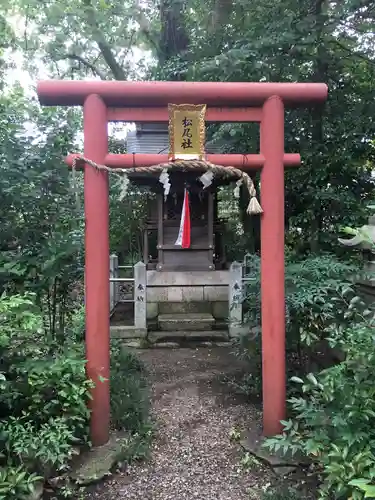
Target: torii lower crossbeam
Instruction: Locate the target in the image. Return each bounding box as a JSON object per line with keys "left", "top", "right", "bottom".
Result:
{"left": 37, "top": 80, "right": 328, "bottom": 447}
{"left": 66, "top": 153, "right": 301, "bottom": 170}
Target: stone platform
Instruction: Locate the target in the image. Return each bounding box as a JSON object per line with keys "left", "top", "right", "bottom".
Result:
{"left": 146, "top": 270, "right": 230, "bottom": 321}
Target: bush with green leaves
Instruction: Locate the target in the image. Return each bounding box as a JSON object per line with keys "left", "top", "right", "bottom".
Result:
{"left": 243, "top": 253, "right": 359, "bottom": 345}
{"left": 265, "top": 284, "right": 375, "bottom": 499}
{"left": 261, "top": 485, "right": 303, "bottom": 500}
{"left": 231, "top": 254, "right": 360, "bottom": 398}
{"left": 0, "top": 467, "right": 42, "bottom": 500}
{"left": 0, "top": 293, "right": 92, "bottom": 499}
{"left": 349, "top": 480, "right": 375, "bottom": 499}
{"left": 110, "top": 340, "right": 150, "bottom": 433}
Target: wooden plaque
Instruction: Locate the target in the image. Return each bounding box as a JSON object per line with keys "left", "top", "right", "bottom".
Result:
{"left": 168, "top": 103, "right": 206, "bottom": 160}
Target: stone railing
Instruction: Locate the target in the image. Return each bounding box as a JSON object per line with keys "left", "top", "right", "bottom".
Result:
{"left": 109, "top": 256, "right": 147, "bottom": 336}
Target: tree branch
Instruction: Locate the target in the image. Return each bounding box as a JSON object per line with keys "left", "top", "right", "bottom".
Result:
{"left": 60, "top": 54, "right": 107, "bottom": 79}
{"left": 330, "top": 39, "right": 375, "bottom": 66}
{"left": 82, "top": 0, "right": 127, "bottom": 80}
{"left": 131, "top": 0, "right": 160, "bottom": 56}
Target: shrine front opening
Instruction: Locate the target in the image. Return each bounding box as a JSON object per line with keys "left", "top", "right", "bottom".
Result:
{"left": 37, "top": 80, "right": 328, "bottom": 447}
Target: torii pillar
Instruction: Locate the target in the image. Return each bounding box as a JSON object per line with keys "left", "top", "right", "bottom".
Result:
{"left": 37, "top": 81, "right": 327, "bottom": 446}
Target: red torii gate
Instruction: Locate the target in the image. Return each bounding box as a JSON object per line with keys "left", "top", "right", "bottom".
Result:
{"left": 37, "top": 80, "right": 327, "bottom": 447}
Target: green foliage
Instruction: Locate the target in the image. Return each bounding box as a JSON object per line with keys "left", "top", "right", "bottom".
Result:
{"left": 261, "top": 486, "right": 303, "bottom": 500}
{"left": 0, "top": 294, "right": 152, "bottom": 498}
{"left": 243, "top": 254, "right": 359, "bottom": 337}
{"left": 106, "top": 342, "right": 153, "bottom": 469}
{"left": 265, "top": 286, "right": 375, "bottom": 499}
{"left": 109, "top": 178, "right": 149, "bottom": 262}
{"left": 2, "top": 417, "right": 80, "bottom": 473}
{"left": 0, "top": 52, "right": 152, "bottom": 500}
{"left": 110, "top": 340, "right": 150, "bottom": 433}
{"left": 0, "top": 293, "right": 92, "bottom": 497}
{"left": 231, "top": 254, "right": 360, "bottom": 398}
{"left": 116, "top": 422, "right": 154, "bottom": 465}
{"left": 0, "top": 467, "right": 42, "bottom": 500}
{"left": 228, "top": 330, "right": 262, "bottom": 399}
{"left": 0, "top": 88, "right": 84, "bottom": 340}
{"left": 157, "top": 0, "right": 375, "bottom": 254}
{"left": 0, "top": 293, "right": 92, "bottom": 436}
{"left": 260, "top": 212, "right": 375, "bottom": 499}
{"left": 1, "top": 3, "right": 374, "bottom": 499}
{"left": 4, "top": 0, "right": 157, "bottom": 80}
{"left": 349, "top": 480, "right": 375, "bottom": 499}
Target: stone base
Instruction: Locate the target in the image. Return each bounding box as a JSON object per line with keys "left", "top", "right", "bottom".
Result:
{"left": 70, "top": 431, "right": 129, "bottom": 485}
{"left": 228, "top": 324, "right": 250, "bottom": 338}
{"left": 240, "top": 427, "right": 309, "bottom": 476}
{"left": 110, "top": 325, "right": 147, "bottom": 339}
{"left": 147, "top": 270, "right": 229, "bottom": 316}
{"left": 212, "top": 301, "right": 228, "bottom": 319}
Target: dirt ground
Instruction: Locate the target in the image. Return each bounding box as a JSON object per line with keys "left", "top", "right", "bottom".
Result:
{"left": 85, "top": 346, "right": 279, "bottom": 500}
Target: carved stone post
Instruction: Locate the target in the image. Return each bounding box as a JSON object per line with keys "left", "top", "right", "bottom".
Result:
{"left": 134, "top": 261, "right": 147, "bottom": 336}
{"left": 229, "top": 261, "right": 243, "bottom": 337}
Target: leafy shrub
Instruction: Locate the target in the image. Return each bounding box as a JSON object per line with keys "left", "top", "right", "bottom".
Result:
{"left": 110, "top": 340, "right": 150, "bottom": 433}
{"left": 0, "top": 293, "right": 92, "bottom": 497}
{"left": 349, "top": 479, "right": 375, "bottom": 499}
{"left": 0, "top": 467, "right": 42, "bottom": 500}
{"left": 0, "top": 294, "right": 152, "bottom": 498}
{"left": 243, "top": 254, "right": 359, "bottom": 345}
{"left": 1, "top": 417, "right": 79, "bottom": 474}
{"left": 231, "top": 254, "right": 359, "bottom": 398}
{"left": 65, "top": 304, "right": 85, "bottom": 343}
{"left": 261, "top": 486, "right": 303, "bottom": 500}
{"left": 265, "top": 286, "right": 375, "bottom": 499}
{"left": 227, "top": 329, "right": 263, "bottom": 398}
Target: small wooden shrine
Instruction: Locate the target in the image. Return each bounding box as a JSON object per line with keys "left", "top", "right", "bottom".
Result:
{"left": 126, "top": 104, "right": 243, "bottom": 271}
{"left": 129, "top": 173, "right": 227, "bottom": 271}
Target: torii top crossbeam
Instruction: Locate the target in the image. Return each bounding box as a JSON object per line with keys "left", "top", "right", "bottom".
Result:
{"left": 37, "top": 80, "right": 327, "bottom": 107}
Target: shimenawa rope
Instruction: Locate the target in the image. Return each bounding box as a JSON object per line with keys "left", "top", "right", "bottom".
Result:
{"left": 71, "top": 155, "right": 263, "bottom": 215}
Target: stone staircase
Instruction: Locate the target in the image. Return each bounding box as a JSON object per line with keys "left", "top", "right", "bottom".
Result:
{"left": 110, "top": 301, "right": 230, "bottom": 345}
{"left": 148, "top": 310, "right": 229, "bottom": 344}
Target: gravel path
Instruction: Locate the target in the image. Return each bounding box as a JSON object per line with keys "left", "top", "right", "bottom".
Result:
{"left": 87, "top": 346, "right": 273, "bottom": 500}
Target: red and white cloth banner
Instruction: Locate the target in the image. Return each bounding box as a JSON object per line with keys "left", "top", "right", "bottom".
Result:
{"left": 175, "top": 189, "right": 191, "bottom": 248}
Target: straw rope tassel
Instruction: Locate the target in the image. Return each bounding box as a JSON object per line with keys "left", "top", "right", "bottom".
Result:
{"left": 70, "top": 155, "right": 263, "bottom": 215}
{"left": 242, "top": 174, "right": 263, "bottom": 215}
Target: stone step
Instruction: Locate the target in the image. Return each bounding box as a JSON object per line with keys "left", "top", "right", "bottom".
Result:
{"left": 158, "top": 301, "right": 211, "bottom": 315}
{"left": 158, "top": 313, "right": 215, "bottom": 332}
{"left": 148, "top": 329, "right": 229, "bottom": 344}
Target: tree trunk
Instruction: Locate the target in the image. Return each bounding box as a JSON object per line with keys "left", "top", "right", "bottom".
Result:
{"left": 82, "top": 0, "right": 127, "bottom": 80}
{"left": 159, "top": 0, "right": 189, "bottom": 68}
{"left": 309, "top": 0, "right": 328, "bottom": 253}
